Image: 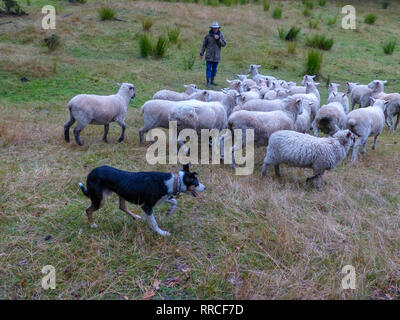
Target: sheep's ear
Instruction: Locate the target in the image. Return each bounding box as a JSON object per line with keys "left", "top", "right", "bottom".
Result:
{"left": 227, "top": 80, "right": 232, "bottom": 84}
{"left": 383, "top": 80, "right": 388, "bottom": 84}
{"left": 370, "top": 97, "right": 376, "bottom": 104}
{"left": 182, "top": 164, "right": 189, "bottom": 172}
{"left": 311, "top": 75, "right": 316, "bottom": 79}
{"left": 315, "top": 82, "right": 320, "bottom": 86}
{"left": 333, "top": 92, "right": 337, "bottom": 97}
{"left": 184, "top": 84, "right": 188, "bottom": 88}
{"left": 116, "top": 82, "right": 122, "bottom": 87}
{"left": 256, "top": 65, "right": 261, "bottom": 68}
{"left": 384, "top": 100, "right": 389, "bottom": 105}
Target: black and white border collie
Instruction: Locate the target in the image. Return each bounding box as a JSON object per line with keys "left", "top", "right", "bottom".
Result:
{"left": 78, "top": 164, "right": 206, "bottom": 236}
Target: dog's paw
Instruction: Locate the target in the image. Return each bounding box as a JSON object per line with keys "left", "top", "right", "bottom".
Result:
{"left": 159, "top": 230, "right": 171, "bottom": 237}
{"left": 91, "top": 223, "right": 98, "bottom": 228}
{"left": 133, "top": 214, "right": 142, "bottom": 220}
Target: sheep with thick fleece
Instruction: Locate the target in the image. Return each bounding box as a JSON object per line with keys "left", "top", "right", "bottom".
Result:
{"left": 347, "top": 98, "right": 388, "bottom": 162}
{"left": 152, "top": 84, "right": 198, "bottom": 101}
{"left": 290, "top": 81, "right": 320, "bottom": 119}
{"left": 294, "top": 103, "right": 313, "bottom": 134}
{"left": 261, "top": 129, "right": 354, "bottom": 189}
{"left": 346, "top": 82, "right": 372, "bottom": 110}
{"left": 328, "top": 83, "right": 340, "bottom": 101}
{"left": 226, "top": 79, "right": 242, "bottom": 93}
{"left": 328, "top": 91, "right": 350, "bottom": 114}
{"left": 64, "top": 83, "right": 135, "bottom": 146}
{"left": 368, "top": 80, "right": 400, "bottom": 131}
{"left": 139, "top": 91, "right": 209, "bottom": 144}
{"left": 313, "top": 101, "right": 348, "bottom": 137}
{"left": 231, "top": 97, "right": 286, "bottom": 113}
{"left": 288, "top": 75, "right": 315, "bottom": 96}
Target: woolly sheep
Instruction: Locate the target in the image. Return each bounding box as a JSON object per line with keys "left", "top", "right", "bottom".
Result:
{"left": 231, "top": 97, "right": 286, "bottom": 113}
{"left": 313, "top": 101, "right": 347, "bottom": 137}
{"left": 294, "top": 103, "right": 313, "bottom": 134}
{"left": 328, "top": 83, "right": 340, "bottom": 101}
{"left": 64, "top": 83, "right": 135, "bottom": 146}
{"left": 328, "top": 91, "right": 350, "bottom": 114}
{"left": 347, "top": 98, "right": 388, "bottom": 162}
{"left": 226, "top": 79, "right": 242, "bottom": 93}
{"left": 152, "top": 84, "right": 198, "bottom": 101}
{"left": 290, "top": 81, "right": 320, "bottom": 119}
{"left": 346, "top": 82, "right": 372, "bottom": 110}
{"left": 261, "top": 129, "right": 355, "bottom": 190}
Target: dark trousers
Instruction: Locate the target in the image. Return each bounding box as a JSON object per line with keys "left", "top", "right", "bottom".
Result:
{"left": 206, "top": 61, "right": 218, "bottom": 78}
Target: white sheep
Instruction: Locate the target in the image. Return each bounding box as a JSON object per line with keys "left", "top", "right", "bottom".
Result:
{"left": 226, "top": 79, "right": 242, "bottom": 93}
{"left": 328, "top": 91, "right": 350, "bottom": 114}
{"left": 313, "top": 101, "right": 347, "bottom": 136}
{"left": 290, "top": 81, "right": 320, "bottom": 119}
{"left": 248, "top": 64, "right": 272, "bottom": 83}
{"left": 328, "top": 83, "right": 341, "bottom": 101}
{"left": 152, "top": 84, "right": 198, "bottom": 101}
{"left": 261, "top": 129, "right": 355, "bottom": 190}
{"left": 346, "top": 82, "right": 372, "bottom": 110}
{"left": 64, "top": 83, "right": 135, "bottom": 146}
{"left": 294, "top": 103, "right": 313, "bottom": 134}
{"left": 347, "top": 98, "right": 388, "bottom": 162}
{"left": 231, "top": 97, "right": 285, "bottom": 113}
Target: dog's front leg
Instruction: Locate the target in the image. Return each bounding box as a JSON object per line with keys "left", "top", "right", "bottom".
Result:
{"left": 142, "top": 205, "right": 170, "bottom": 236}
{"left": 165, "top": 197, "right": 177, "bottom": 216}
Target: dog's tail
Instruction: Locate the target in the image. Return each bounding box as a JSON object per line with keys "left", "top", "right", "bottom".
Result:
{"left": 78, "top": 182, "right": 89, "bottom": 197}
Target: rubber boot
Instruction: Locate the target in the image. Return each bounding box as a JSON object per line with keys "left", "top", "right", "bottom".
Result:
{"left": 211, "top": 77, "right": 217, "bottom": 86}
{"left": 206, "top": 77, "right": 211, "bottom": 88}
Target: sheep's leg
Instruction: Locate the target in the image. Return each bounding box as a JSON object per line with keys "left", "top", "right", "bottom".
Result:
{"left": 361, "top": 137, "right": 368, "bottom": 154}
{"left": 119, "top": 197, "right": 141, "bottom": 220}
{"left": 139, "top": 125, "right": 155, "bottom": 144}
{"left": 102, "top": 124, "right": 110, "bottom": 143}
{"left": 116, "top": 120, "right": 126, "bottom": 143}
{"left": 351, "top": 100, "right": 356, "bottom": 111}
{"left": 350, "top": 136, "right": 365, "bottom": 163}
{"left": 372, "top": 135, "right": 379, "bottom": 150}
{"left": 306, "top": 171, "right": 323, "bottom": 190}
{"left": 73, "top": 124, "right": 85, "bottom": 146}
{"left": 393, "top": 114, "right": 400, "bottom": 132}
{"left": 313, "top": 122, "right": 319, "bottom": 137}
{"left": 274, "top": 164, "right": 282, "bottom": 177}
{"left": 64, "top": 116, "right": 75, "bottom": 143}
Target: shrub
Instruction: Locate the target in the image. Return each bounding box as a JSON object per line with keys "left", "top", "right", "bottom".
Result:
{"left": 168, "top": 27, "right": 180, "bottom": 44}
{"left": 138, "top": 33, "right": 154, "bottom": 58}
{"left": 287, "top": 42, "right": 296, "bottom": 55}
{"left": 44, "top": 34, "right": 60, "bottom": 52}
{"left": 326, "top": 15, "right": 337, "bottom": 26}
{"left": 1, "top": 0, "right": 26, "bottom": 15}
{"left": 318, "top": 0, "right": 326, "bottom": 6}
{"left": 154, "top": 35, "right": 168, "bottom": 58}
{"left": 183, "top": 52, "right": 196, "bottom": 70}
{"left": 285, "top": 26, "right": 301, "bottom": 41}
{"left": 141, "top": 17, "right": 154, "bottom": 31}
{"left": 278, "top": 27, "right": 286, "bottom": 40}
{"left": 263, "top": 0, "right": 269, "bottom": 11}
{"left": 304, "top": 0, "right": 314, "bottom": 9}
{"left": 99, "top": 7, "right": 115, "bottom": 21}
{"left": 309, "top": 19, "right": 319, "bottom": 29}
{"left": 382, "top": 40, "right": 396, "bottom": 55}
{"left": 364, "top": 13, "right": 377, "bottom": 25}
{"left": 306, "top": 34, "right": 334, "bottom": 50}
{"left": 305, "top": 49, "right": 322, "bottom": 75}
{"left": 272, "top": 7, "right": 282, "bottom": 19}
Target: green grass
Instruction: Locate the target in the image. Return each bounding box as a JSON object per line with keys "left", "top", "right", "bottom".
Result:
{"left": 141, "top": 17, "right": 154, "bottom": 32}
{"left": 167, "top": 27, "right": 180, "bottom": 44}
{"left": 305, "top": 49, "right": 322, "bottom": 75}
{"left": 154, "top": 35, "right": 168, "bottom": 58}
{"left": 306, "top": 34, "right": 334, "bottom": 50}
{"left": 98, "top": 7, "right": 116, "bottom": 21}
{"left": 382, "top": 40, "right": 396, "bottom": 55}
{"left": 138, "top": 33, "right": 154, "bottom": 58}
{"left": 1, "top": 0, "right": 400, "bottom": 300}
{"left": 263, "top": 0, "right": 269, "bottom": 11}
{"left": 272, "top": 6, "right": 282, "bottom": 19}
{"left": 364, "top": 13, "right": 377, "bottom": 25}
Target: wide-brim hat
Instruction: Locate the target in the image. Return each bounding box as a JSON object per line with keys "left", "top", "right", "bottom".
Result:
{"left": 210, "top": 21, "right": 221, "bottom": 28}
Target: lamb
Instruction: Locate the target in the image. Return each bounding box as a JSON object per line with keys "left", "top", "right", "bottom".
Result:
{"left": 347, "top": 98, "right": 388, "bottom": 162}
{"left": 294, "top": 103, "right": 313, "bottom": 134}
{"left": 346, "top": 82, "right": 372, "bottom": 110}
{"left": 328, "top": 91, "right": 350, "bottom": 114}
{"left": 261, "top": 129, "right": 355, "bottom": 190}
{"left": 290, "top": 81, "right": 320, "bottom": 119}
{"left": 226, "top": 79, "right": 242, "bottom": 93}
{"left": 328, "top": 83, "right": 341, "bottom": 101}
{"left": 248, "top": 64, "right": 273, "bottom": 83}
{"left": 139, "top": 90, "right": 209, "bottom": 144}
{"left": 367, "top": 80, "right": 400, "bottom": 131}
{"left": 152, "top": 84, "right": 198, "bottom": 101}
{"left": 225, "top": 97, "right": 303, "bottom": 167}
{"left": 238, "top": 85, "right": 261, "bottom": 101}
{"left": 313, "top": 101, "right": 348, "bottom": 137}
{"left": 64, "top": 83, "right": 135, "bottom": 146}
{"left": 288, "top": 75, "right": 316, "bottom": 96}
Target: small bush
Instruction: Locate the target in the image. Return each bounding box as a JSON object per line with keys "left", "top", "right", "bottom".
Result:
{"left": 309, "top": 19, "right": 319, "bottom": 29}
{"left": 382, "top": 40, "right": 396, "bottom": 55}
{"left": 364, "top": 13, "right": 377, "bottom": 25}
{"left": 99, "top": 7, "right": 115, "bottom": 21}
{"left": 302, "top": 8, "right": 311, "bottom": 17}
{"left": 326, "top": 15, "right": 337, "bottom": 26}
{"left": 183, "top": 52, "right": 196, "bottom": 70}
{"left": 272, "top": 7, "right": 282, "bottom": 19}
{"left": 142, "top": 17, "right": 154, "bottom": 31}
{"left": 263, "top": 0, "right": 269, "bottom": 11}
{"left": 318, "top": 0, "right": 326, "bottom": 6}
{"left": 1, "top": 0, "right": 26, "bottom": 15}
{"left": 305, "top": 49, "right": 322, "bottom": 75}
{"left": 44, "top": 34, "right": 60, "bottom": 52}
{"left": 304, "top": 0, "right": 314, "bottom": 9}
{"left": 287, "top": 42, "right": 296, "bottom": 55}
{"left": 138, "top": 33, "right": 154, "bottom": 58}
{"left": 154, "top": 35, "right": 168, "bottom": 58}
{"left": 168, "top": 27, "right": 180, "bottom": 44}
{"left": 306, "top": 34, "right": 334, "bottom": 50}
{"left": 278, "top": 27, "right": 286, "bottom": 40}
{"left": 285, "top": 26, "right": 301, "bottom": 41}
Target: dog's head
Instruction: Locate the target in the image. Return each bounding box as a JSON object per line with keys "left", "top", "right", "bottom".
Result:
{"left": 179, "top": 164, "right": 206, "bottom": 198}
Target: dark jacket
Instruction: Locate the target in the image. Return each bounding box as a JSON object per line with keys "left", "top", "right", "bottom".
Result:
{"left": 200, "top": 29, "right": 226, "bottom": 62}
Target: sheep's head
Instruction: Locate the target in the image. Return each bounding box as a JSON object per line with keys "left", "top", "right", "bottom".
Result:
{"left": 334, "top": 130, "right": 355, "bottom": 148}
{"left": 370, "top": 97, "right": 389, "bottom": 112}
{"left": 117, "top": 83, "right": 135, "bottom": 99}
{"left": 329, "top": 83, "right": 340, "bottom": 93}
{"left": 346, "top": 82, "right": 359, "bottom": 94}
{"left": 248, "top": 64, "right": 261, "bottom": 74}
{"left": 226, "top": 79, "right": 241, "bottom": 91}
{"left": 237, "top": 74, "right": 248, "bottom": 81}
{"left": 301, "top": 75, "right": 315, "bottom": 86}
{"left": 184, "top": 84, "right": 198, "bottom": 95}
{"left": 367, "top": 80, "right": 387, "bottom": 92}
{"left": 284, "top": 97, "right": 303, "bottom": 118}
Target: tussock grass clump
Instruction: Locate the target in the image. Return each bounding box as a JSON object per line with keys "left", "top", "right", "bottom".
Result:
{"left": 99, "top": 7, "right": 115, "bottom": 21}
{"left": 302, "top": 8, "right": 311, "bottom": 17}
{"left": 318, "top": 0, "right": 326, "bottom": 6}
{"left": 154, "top": 35, "right": 168, "bottom": 58}
{"left": 382, "top": 40, "right": 396, "bottom": 55}
{"left": 382, "top": 2, "right": 389, "bottom": 9}
{"left": 43, "top": 34, "right": 60, "bottom": 52}
{"left": 138, "top": 33, "right": 154, "bottom": 58}
{"left": 0, "top": 0, "right": 26, "bottom": 15}
{"left": 263, "top": 0, "right": 269, "bottom": 11}
{"left": 309, "top": 19, "right": 319, "bottom": 29}
{"left": 141, "top": 17, "right": 154, "bottom": 31}
{"left": 305, "top": 49, "right": 322, "bottom": 75}
{"left": 306, "top": 34, "right": 334, "bottom": 50}
{"left": 304, "top": 0, "right": 314, "bottom": 9}
{"left": 364, "top": 13, "right": 377, "bottom": 25}
{"left": 183, "top": 52, "right": 196, "bottom": 70}
{"left": 326, "top": 15, "right": 337, "bottom": 26}
{"left": 285, "top": 27, "right": 301, "bottom": 41}
{"left": 168, "top": 27, "right": 180, "bottom": 44}
{"left": 287, "top": 42, "right": 296, "bottom": 55}
{"left": 272, "top": 7, "right": 282, "bottom": 19}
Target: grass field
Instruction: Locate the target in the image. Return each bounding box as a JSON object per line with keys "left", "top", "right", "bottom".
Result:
{"left": 1, "top": 0, "right": 400, "bottom": 299}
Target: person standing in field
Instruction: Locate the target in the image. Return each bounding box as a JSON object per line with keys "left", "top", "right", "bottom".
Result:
{"left": 200, "top": 21, "right": 226, "bottom": 88}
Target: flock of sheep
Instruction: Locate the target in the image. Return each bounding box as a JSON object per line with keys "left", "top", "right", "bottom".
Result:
{"left": 64, "top": 64, "right": 400, "bottom": 189}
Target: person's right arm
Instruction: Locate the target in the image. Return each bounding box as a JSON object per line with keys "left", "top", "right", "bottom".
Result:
{"left": 200, "top": 35, "right": 207, "bottom": 59}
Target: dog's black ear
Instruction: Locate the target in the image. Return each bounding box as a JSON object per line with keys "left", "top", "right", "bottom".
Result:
{"left": 183, "top": 164, "right": 189, "bottom": 172}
